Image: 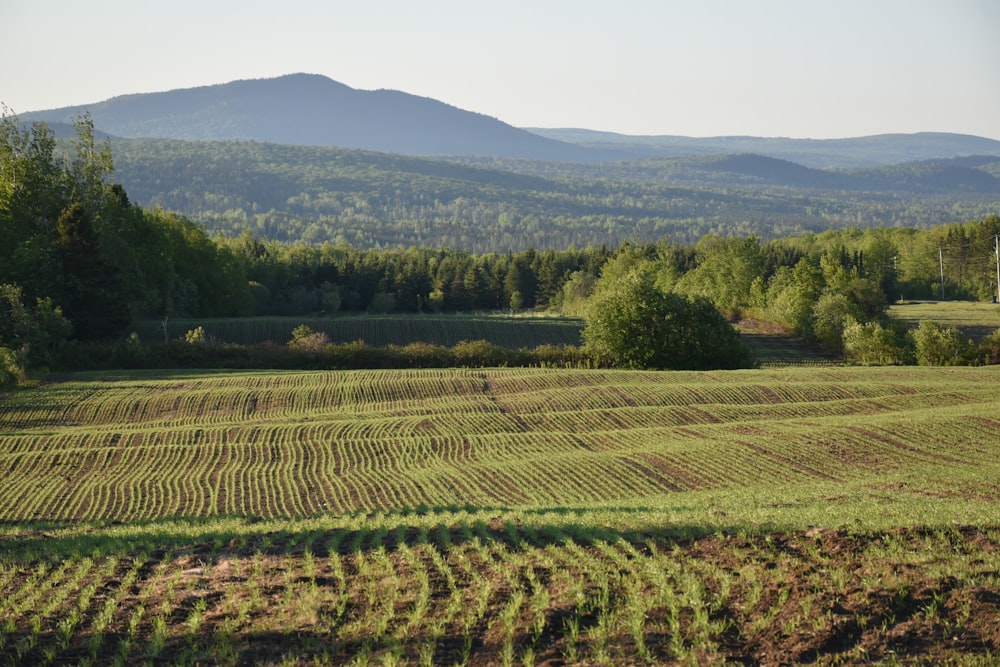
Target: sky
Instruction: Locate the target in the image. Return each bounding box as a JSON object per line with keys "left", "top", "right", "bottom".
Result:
{"left": 2, "top": 0, "right": 998, "bottom": 140}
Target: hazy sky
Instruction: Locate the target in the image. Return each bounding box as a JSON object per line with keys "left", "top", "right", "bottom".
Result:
{"left": 2, "top": 0, "right": 998, "bottom": 139}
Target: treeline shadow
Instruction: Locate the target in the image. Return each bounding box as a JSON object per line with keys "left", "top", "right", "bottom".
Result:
{"left": 0, "top": 504, "right": 749, "bottom": 564}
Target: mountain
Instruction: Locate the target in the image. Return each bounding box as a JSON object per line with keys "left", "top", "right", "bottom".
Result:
{"left": 21, "top": 73, "right": 999, "bottom": 167}
{"left": 526, "top": 128, "right": 1000, "bottom": 169}
{"left": 18, "top": 73, "right": 602, "bottom": 161}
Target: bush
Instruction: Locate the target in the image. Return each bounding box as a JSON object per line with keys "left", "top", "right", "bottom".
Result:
{"left": 812, "top": 293, "right": 864, "bottom": 353}
{"left": 288, "top": 324, "right": 331, "bottom": 353}
{"left": 911, "top": 320, "right": 972, "bottom": 366}
{"left": 185, "top": 326, "right": 209, "bottom": 345}
{"left": 391, "top": 342, "right": 451, "bottom": 367}
{"left": 584, "top": 269, "right": 750, "bottom": 370}
{"left": 111, "top": 332, "right": 152, "bottom": 368}
{"left": 452, "top": 340, "right": 511, "bottom": 367}
{"left": 974, "top": 328, "right": 1000, "bottom": 365}
{"left": 0, "top": 346, "right": 25, "bottom": 389}
{"left": 529, "top": 344, "right": 590, "bottom": 368}
{"left": 842, "top": 318, "right": 911, "bottom": 365}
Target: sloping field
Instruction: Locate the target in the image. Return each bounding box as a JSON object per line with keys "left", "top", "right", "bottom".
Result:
{"left": 1, "top": 366, "right": 998, "bottom": 522}
{"left": 1, "top": 366, "right": 999, "bottom": 665}
{"left": 890, "top": 300, "right": 1000, "bottom": 340}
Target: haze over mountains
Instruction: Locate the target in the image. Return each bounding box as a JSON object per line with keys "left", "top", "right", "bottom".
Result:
{"left": 20, "top": 73, "right": 596, "bottom": 161}
{"left": 20, "top": 73, "right": 1000, "bottom": 167}
{"left": 530, "top": 129, "right": 1000, "bottom": 169}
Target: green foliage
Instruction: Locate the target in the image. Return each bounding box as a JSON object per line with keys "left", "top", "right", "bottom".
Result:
{"left": 842, "top": 318, "right": 911, "bottom": 365}
{"left": 54, "top": 201, "right": 131, "bottom": 339}
{"left": 0, "top": 283, "right": 72, "bottom": 370}
{"left": 0, "top": 346, "right": 25, "bottom": 388}
{"left": 1, "top": 111, "right": 253, "bottom": 343}
{"left": 288, "top": 324, "right": 330, "bottom": 352}
{"left": 583, "top": 268, "right": 750, "bottom": 370}
{"left": 507, "top": 289, "right": 523, "bottom": 312}
{"left": 5, "top": 107, "right": 1000, "bottom": 371}
{"left": 107, "top": 137, "right": 1000, "bottom": 251}
{"left": 761, "top": 258, "right": 824, "bottom": 337}
{"left": 676, "top": 235, "right": 762, "bottom": 319}
{"left": 811, "top": 293, "right": 860, "bottom": 353}
{"left": 975, "top": 328, "right": 1000, "bottom": 365}
{"left": 911, "top": 320, "right": 973, "bottom": 366}
{"left": 368, "top": 291, "right": 396, "bottom": 314}
{"left": 559, "top": 270, "right": 597, "bottom": 316}
{"left": 451, "top": 339, "right": 511, "bottom": 367}
{"left": 184, "top": 326, "right": 209, "bottom": 346}
{"left": 110, "top": 332, "right": 151, "bottom": 369}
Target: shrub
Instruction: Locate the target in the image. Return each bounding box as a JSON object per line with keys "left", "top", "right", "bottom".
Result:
{"left": 452, "top": 340, "right": 510, "bottom": 367}
{"left": 111, "top": 332, "right": 152, "bottom": 368}
{"left": 812, "top": 293, "right": 864, "bottom": 353}
{"left": 0, "top": 346, "right": 25, "bottom": 389}
{"left": 584, "top": 269, "right": 751, "bottom": 370}
{"left": 529, "top": 344, "right": 590, "bottom": 368}
{"left": 288, "top": 324, "right": 331, "bottom": 353}
{"left": 391, "top": 342, "right": 451, "bottom": 367}
{"left": 974, "top": 328, "right": 1000, "bottom": 365}
{"left": 842, "top": 318, "right": 911, "bottom": 365}
{"left": 911, "top": 320, "right": 972, "bottom": 366}
{"left": 185, "top": 326, "right": 209, "bottom": 345}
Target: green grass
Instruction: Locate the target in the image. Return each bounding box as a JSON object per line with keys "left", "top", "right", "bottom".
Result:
{"left": 890, "top": 299, "right": 1000, "bottom": 339}
{"left": 1, "top": 365, "right": 998, "bottom": 665}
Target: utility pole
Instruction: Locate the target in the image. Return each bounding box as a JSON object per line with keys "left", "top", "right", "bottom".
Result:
{"left": 939, "top": 247, "right": 945, "bottom": 300}
{"left": 995, "top": 235, "right": 1000, "bottom": 304}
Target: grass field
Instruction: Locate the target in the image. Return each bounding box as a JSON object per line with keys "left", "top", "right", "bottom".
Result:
{"left": 131, "top": 313, "right": 840, "bottom": 370}
{"left": 1, "top": 366, "right": 999, "bottom": 665}
{"left": 889, "top": 300, "right": 1000, "bottom": 340}
{"left": 132, "top": 314, "right": 586, "bottom": 349}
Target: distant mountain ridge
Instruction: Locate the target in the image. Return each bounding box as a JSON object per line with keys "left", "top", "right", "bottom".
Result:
{"left": 526, "top": 128, "right": 1000, "bottom": 169}
{"left": 18, "top": 73, "right": 599, "bottom": 161}
{"left": 17, "top": 73, "right": 1000, "bottom": 167}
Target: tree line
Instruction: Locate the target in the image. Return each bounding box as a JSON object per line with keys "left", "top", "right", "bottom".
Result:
{"left": 3, "top": 114, "right": 1000, "bottom": 383}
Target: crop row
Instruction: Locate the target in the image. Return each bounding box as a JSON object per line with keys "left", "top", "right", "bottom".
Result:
{"left": 1, "top": 399, "right": 998, "bottom": 522}
{"left": 1, "top": 518, "right": 998, "bottom": 666}
{"left": 2, "top": 367, "right": 1000, "bottom": 521}
{"left": 6, "top": 366, "right": 998, "bottom": 432}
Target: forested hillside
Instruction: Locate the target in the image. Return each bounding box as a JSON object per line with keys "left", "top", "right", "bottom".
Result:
{"left": 528, "top": 128, "right": 1000, "bottom": 168}
{"left": 19, "top": 73, "right": 598, "bottom": 160}
{"left": 16, "top": 75, "right": 1000, "bottom": 251}
{"left": 109, "top": 138, "right": 1000, "bottom": 251}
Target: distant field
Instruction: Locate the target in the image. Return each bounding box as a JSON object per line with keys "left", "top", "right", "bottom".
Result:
{"left": 890, "top": 300, "right": 1000, "bottom": 339}
{"left": 1, "top": 366, "right": 998, "bottom": 665}
{"left": 135, "top": 314, "right": 833, "bottom": 369}
{"left": 133, "top": 314, "right": 586, "bottom": 349}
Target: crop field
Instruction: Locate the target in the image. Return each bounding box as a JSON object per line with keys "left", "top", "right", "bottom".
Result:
{"left": 1, "top": 366, "right": 999, "bottom": 665}
{"left": 133, "top": 315, "right": 585, "bottom": 349}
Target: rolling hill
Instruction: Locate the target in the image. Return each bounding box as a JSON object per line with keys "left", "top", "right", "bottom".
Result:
{"left": 105, "top": 138, "right": 1000, "bottom": 250}
{"left": 17, "top": 73, "right": 1000, "bottom": 167}
{"left": 18, "top": 73, "right": 600, "bottom": 161}
{"left": 527, "top": 127, "right": 1000, "bottom": 168}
